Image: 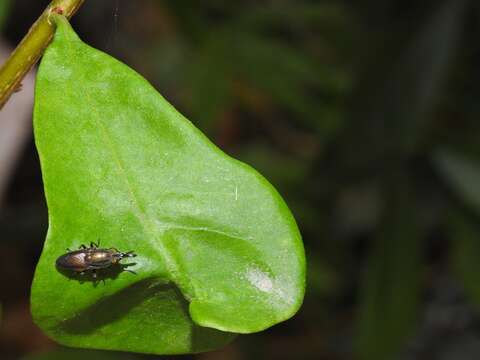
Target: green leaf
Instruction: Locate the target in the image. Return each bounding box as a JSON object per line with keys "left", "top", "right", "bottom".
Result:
{"left": 21, "top": 348, "right": 137, "bottom": 360}
{"left": 31, "top": 16, "right": 305, "bottom": 354}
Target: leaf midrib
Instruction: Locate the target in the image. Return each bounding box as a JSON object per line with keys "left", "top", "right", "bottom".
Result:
{"left": 60, "top": 35, "right": 182, "bottom": 285}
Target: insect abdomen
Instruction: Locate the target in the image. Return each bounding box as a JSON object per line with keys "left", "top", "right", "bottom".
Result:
{"left": 56, "top": 251, "right": 88, "bottom": 272}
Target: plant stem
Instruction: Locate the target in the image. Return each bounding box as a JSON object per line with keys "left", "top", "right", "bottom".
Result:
{"left": 0, "top": 0, "right": 85, "bottom": 109}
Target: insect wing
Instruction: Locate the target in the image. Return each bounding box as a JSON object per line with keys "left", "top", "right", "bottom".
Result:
{"left": 56, "top": 250, "right": 87, "bottom": 271}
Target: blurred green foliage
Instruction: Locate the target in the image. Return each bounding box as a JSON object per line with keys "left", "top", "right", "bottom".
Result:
{"left": 149, "top": 1, "right": 355, "bottom": 138}
{"left": 0, "top": 0, "right": 10, "bottom": 31}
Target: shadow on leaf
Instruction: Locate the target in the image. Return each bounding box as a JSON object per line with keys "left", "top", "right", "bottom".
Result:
{"left": 59, "top": 277, "right": 236, "bottom": 349}
{"left": 56, "top": 262, "right": 137, "bottom": 286}
{"left": 59, "top": 277, "right": 171, "bottom": 334}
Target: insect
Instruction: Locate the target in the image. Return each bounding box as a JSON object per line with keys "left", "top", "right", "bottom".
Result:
{"left": 56, "top": 241, "right": 136, "bottom": 279}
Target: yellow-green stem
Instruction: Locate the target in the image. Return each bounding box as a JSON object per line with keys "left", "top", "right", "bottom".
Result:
{"left": 0, "top": 0, "right": 85, "bottom": 109}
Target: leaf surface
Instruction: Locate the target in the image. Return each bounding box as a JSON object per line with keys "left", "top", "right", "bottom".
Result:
{"left": 31, "top": 16, "right": 305, "bottom": 354}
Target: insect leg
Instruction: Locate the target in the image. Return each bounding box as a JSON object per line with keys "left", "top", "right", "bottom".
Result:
{"left": 79, "top": 244, "right": 87, "bottom": 249}
{"left": 92, "top": 270, "right": 97, "bottom": 279}
{"left": 123, "top": 269, "right": 137, "bottom": 275}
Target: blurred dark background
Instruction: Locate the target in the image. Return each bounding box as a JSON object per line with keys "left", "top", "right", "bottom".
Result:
{"left": 2, "top": 0, "right": 480, "bottom": 359}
